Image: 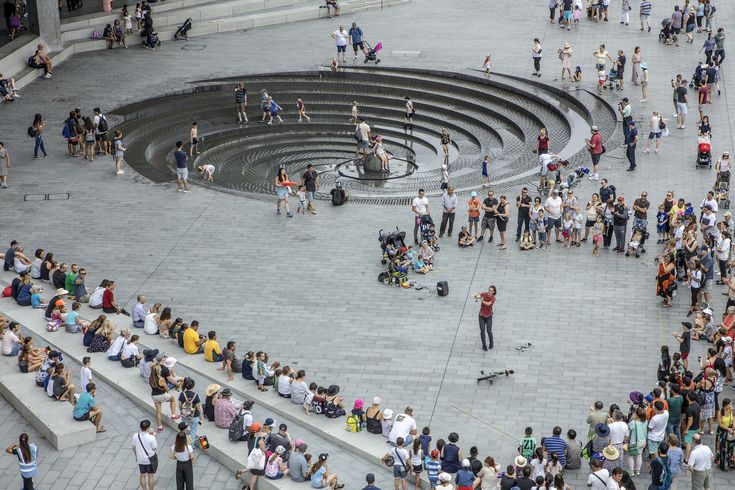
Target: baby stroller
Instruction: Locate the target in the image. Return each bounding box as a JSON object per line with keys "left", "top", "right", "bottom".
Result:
{"left": 605, "top": 66, "right": 619, "bottom": 90}
{"left": 561, "top": 166, "right": 590, "bottom": 191}
{"left": 174, "top": 18, "right": 192, "bottom": 40}
{"left": 715, "top": 171, "right": 731, "bottom": 210}
{"left": 697, "top": 135, "right": 712, "bottom": 168}
{"left": 691, "top": 62, "right": 705, "bottom": 88}
{"left": 363, "top": 41, "right": 382, "bottom": 64}
{"left": 141, "top": 29, "right": 161, "bottom": 49}
{"left": 659, "top": 18, "right": 675, "bottom": 44}
{"left": 379, "top": 227, "right": 407, "bottom": 264}
{"left": 420, "top": 214, "right": 439, "bottom": 251}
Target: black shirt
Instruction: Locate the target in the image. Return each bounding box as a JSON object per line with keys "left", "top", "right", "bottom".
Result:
{"left": 599, "top": 185, "right": 616, "bottom": 203}
{"left": 676, "top": 86, "right": 688, "bottom": 103}
{"left": 650, "top": 455, "right": 667, "bottom": 486}
{"left": 612, "top": 204, "right": 629, "bottom": 226}
{"left": 515, "top": 477, "right": 536, "bottom": 490}
{"left": 45, "top": 295, "right": 62, "bottom": 319}
{"left": 267, "top": 432, "right": 290, "bottom": 453}
{"left": 53, "top": 270, "right": 66, "bottom": 289}
{"left": 302, "top": 170, "right": 318, "bottom": 192}
{"left": 516, "top": 195, "right": 532, "bottom": 217}
{"left": 500, "top": 476, "right": 517, "bottom": 490}
{"left": 686, "top": 401, "right": 701, "bottom": 429}
{"left": 483, "top": 197, "right": 498, "bottom": 218}
{"left": 680, "top": 330, "right": 691, "bottom": 353}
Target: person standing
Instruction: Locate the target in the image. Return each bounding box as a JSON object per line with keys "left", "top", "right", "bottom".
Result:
{"left": 301, "top": 163, "right": 320, "bottom": 215}
{"left": 620, "top": 0, "right": 630, "bottom": 25}
{"left": 133, "top": 419, "right": 158, "bottom": 490}
{"left": 439, "top": 185, "right": 457, "bottom": 238}
{"left": 404, "top": 97, "right": 414, "bottom": 130}
{"left": 112, "top": 130, "right": 127, "bottom": 175}
{"left": 234, "top": 83, "right": 248, "bottom": 125}
{"left": 515, "top": 188, "right": 532, "bottom": 241}
{"left": 585, "top": 126, "right": 603, "bottom": 180}
{"left": 612, "top": 196, "right": 630, "bottom": 252}
{"left": 174, "top": 141, "right": 189, "bottom": 193}
{"left": 5, "top": 433, "right": 38, "bottom": 490}
{"left": 169, "top": 431, "right": 195, "bottom": 490}
{"left": 348, "top": 22, "right": 364, "bottom": 61}
{"left": 31, "top": 113, "right": 49, "bottom": 160}
{"left": 411, "top": 189, "right": 430, "bottom": 244}
{"left": 619, "top": 98, "right": 632, "bottom": 143}
{"left": 616, "top": 50, "right": 627, "bottom": 90}
{"left": 631, "top": 191, "right": 649, "bottom": 231}
{"left": 675, "top": 79, "right": 689, "bottom": 129}
{"left": 496, "top": 196, "right": 510, "bottom": 250}
{"left": 561, "top": 0, "right": 572, "bottom": 29}
{"left": 548, "top": 0, "right": 558, "bottom": 24}
{"left": 473, "top": 286, "right": 496, "bottom": 351}
{"left": 355, "top": 117, "right": 371, "bottom": 161}
{"left": 331, "top": 26, "right": 349, "bottom": 64}
{"left": 687, "top": 433, "right": 713, "bottom": 490}
{"left": 559, "top": 43, "right": 573, "bottom": 79}
{"left": 93, "top": 107, "right": 109, "bottom": 155}
{"left": 481, "top": 190, "right": 498, "bottom": 243}
{"left": 625, "top": 121, "right": 638, "bottom": 171}
{"left": 0, "top": 141, "right": 10, "bottom": 189}
{"left": 467, "top": 191, "right": 481, "bottom": 240}
{"left": 631, "top": 47, "right": 642, "bottom": 85}
{"left": 715, "top": 28, "right": 726, "bottom": 65}
{"left": 532, "top": 39, "right": 543, "bottom": 77}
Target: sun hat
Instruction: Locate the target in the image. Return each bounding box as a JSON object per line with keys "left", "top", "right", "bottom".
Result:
{"left": 629, "top": 391, "right": 644, "bottom": 404}
{"left": 275, "top": 445, "right": 286, "bottom": 454}
{"left": 206, "top": 384, "right": 221, "bottom": 396}
{"left": 163, "top": 357, "right": 177, "bottom": 369}
{"left": 221, "top": 388, "right": 232, "bottom": 397}
{"left": 55, "top": 288, "right": 68, "bottom": 296}
{"left": 372, "top": 396, "right": 382, "bottom": 405}
{"left": 514, "top": 455, "right": 527, "bottom": 467}
{"left": 603, "top": 445, "right": 620, "bottom": 460}
{"left": 641, "top": 62, "right": 647, "bottom": 70}
{"left": 143, "top": 349, "right": 159, "bottom": 362}
{"left": 382, "top": 409, "right": 393, "bottom": 419}
{"left": 595, "top": 423, "right": 610, "bottom": 438}
{"left": 438, "top": 473, "right": 452, "bottom": 482}
{"left": 354, "top": 399, "right": 364, "bottom": 409}
{"left": 462, "top": 459, "right": 471, "bottom": 468}
{"left": 327, "top": 385, "right": 340, "bottom": 396}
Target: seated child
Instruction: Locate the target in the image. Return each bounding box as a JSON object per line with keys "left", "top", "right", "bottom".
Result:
{"left": 693, "top": 310, "right": 716, "bottom": 341}
{"left": 419, "top": 240, "right": 434, "bottom": 265}
{"left": 30, "top": 287, "right": 47, "bottom": 309}
{"left": 425, "top": 224, "right": 438, "bottom": 249}
{"left": 413, "top": 255, "right": 431, "bottom": 274}
{"left": 519, "top": 231, "right": 534, "bottom": 251}
{"left": 458, "top": 226, "right": 476, "bottom": 247}
{"left": 572, "top": 66, "right": 582, "bottom": 82}
{"left": 197, "top": 164, "right": 215, "bottom": 181}
{"left": 381, "top": 409, "right": 393, "bottom": 437}
{"left": 625, "top": 229, "right": 643, "bottom": 258}
{"left": 304, "top": 382, "right": 317, "bottom": 415}
{"left": 351, "top": 399, "right": 366, "bottom": 428}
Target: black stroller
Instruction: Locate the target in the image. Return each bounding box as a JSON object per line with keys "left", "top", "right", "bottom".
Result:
{"left": 690, "top": 62, "right": 705, "bottom": 88}
{"left": 659, "top": 18, "right": 675, "bottom": 44}
{"left": 420, "top": 214, "right": 439, "bottom": 251}
{"left": 141, "top": 29, "right": 161, "bottom": 49}
{"left": 174, "top": 18, "right": 192, "bottom": 40}
{"left": 379, "top": 227, "right": 407, "bottom": 264}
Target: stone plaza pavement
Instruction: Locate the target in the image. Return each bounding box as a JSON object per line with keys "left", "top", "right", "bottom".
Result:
{"left": 2, "top": 0, "right": 735, "bottom": 487}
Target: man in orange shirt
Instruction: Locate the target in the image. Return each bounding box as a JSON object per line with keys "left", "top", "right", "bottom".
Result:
{"left": 467, "top": 191, "right": 481, "bottom": 240}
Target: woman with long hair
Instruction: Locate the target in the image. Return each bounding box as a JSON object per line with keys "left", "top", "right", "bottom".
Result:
{"left": 656, "top": 252, "right": 676, "bottom": 307}
{"left": 150, "top": 363, "right": 177, "bottom": 432}
{"left": 32, "top": 113, "right": 48, "bottom": 159}
{"left": 169, "top": 430, "right": 195, "bottom": 490}
{"left": 716, "top": 397, "right": 735, "bottom": 469}
{"left": 275, "top": 167, "right": 293, "bottom": 217}
{"left": 309, "top": 453, "right": 344, "bottom": 489}
{"left": 476, "top": 456, "right": 501, "bottom": 489}
{"left": 5, "top": 433, "right": 38, "bottom": 489}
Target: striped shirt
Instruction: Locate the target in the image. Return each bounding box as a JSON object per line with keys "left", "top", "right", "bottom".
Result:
{"left": 543, "top": 436, "right": 568, "bottom": 467}
{"left": 426, "top": 459, "right": 442, "bottom": 484}
{"left": 640, "top": 1, "right": 651, "bottom": 16}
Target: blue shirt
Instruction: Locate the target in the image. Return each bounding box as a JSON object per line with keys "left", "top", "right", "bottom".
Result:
{"left": 667, "top": 446, "right": 684, "bottom": 476}
{"left": 455, "top": 469, "right": 475, "bottom": 486}
{"left": 348, "top": 27, "right": 363, "bottom": 43}
{"left": 419, "top": 434, "right": 432, "bottom": 454}
{"left": 174, "top": 150, "right": 188, "bottom": 169}
{"left": 543, "top": 436, "right": 568, "bottom": 466}
{"left": 270, "top": 101, "right": 279, "bottom": 114}
{"left": 66, "top": 310, "right": 79, "bottom": 326}
{"left": 31, "top": 293, "right": 42, "bottom": 307}
{"left": 426, "top": 460, "right": 441, "bottom": 483}
{"left": 14, "top": 444, "right": 38, "bottom": 478}
{"left": 73, "top": 392, "right": 96, "bottom": 418}
{"left": 311, "top": 466, "right": 326, "bottom": 488}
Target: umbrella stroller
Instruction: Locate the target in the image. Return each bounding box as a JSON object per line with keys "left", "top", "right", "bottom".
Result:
{"left": 363, "top": 41, "right": 382, "bottom": 64}
{"left": 174, "top": 18, "right": 192, "bottom": 40}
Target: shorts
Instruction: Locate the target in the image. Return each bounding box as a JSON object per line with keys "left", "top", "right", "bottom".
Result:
{"left": 468, "top": 216, "right": 479, "bottom": 223}
{"left": 686, "top": 24, "right": 695, "bottom": 33}
{"left": 681, "top": 351, "right": 689, "bottom": 360}
{"left": 691, "top": 468, "right": 711, "bottom": 489}
{"left": 95, "top": 133, "right": 107, "bottom": 142}
{"left": 677, "top": 102, "right": 688, "bottom": 115}
{"left": 563, "top": 10, "right": 572, "bottom": 20}
{"left": 496, "top": 218, "right": 507, "bottom": 232}
{"left": 358, "top": 140, "right": 370, "bottom": 150}
{"left": 591, "top": 153, "right": 601, "bottom": 165}
{"left": 548, "top": 217, "right": 562, "bottom": 229}
{"left": 412, "top": 464, "right": 423, "bottom": 474}
{"left": 74, "top": 411, "right": 90, "bottom": 421}
{"left": 236, "top": 102, "right": 246, "bottom": 113}
{"left": 353, "top": 42, "right": 364, "bottom": 51}
{"left": 647, "top": 438, "right": 661, "bottom": 455}
{"left": 530, "top": 222, "right": 538, "bottom": 232}
{"left": 702, "top": 280, "right": 713, "bottom": 293}
{"left": 250, "top": 469, "right": 265, "bottom": 476}
{"left": 139, "top": 463, "right": 157, "bottom": 474}
{"left": 337, "top": 45, "right": 346, "bottom": 53}
{"left": 277, "top": 186, "right": 288, "bottom": 199}
{"left": 672, "top": 27, "right": 681, "bottom": 35}
{"left": 152, "top": 393, "right": 172, "bottom": 403}
{"left": 595, "top": 63, "right": 605, "bottom": 72}
{"left": 683, "top": 428, "right": 698, "bottom": 444}
{"left": 176, "top": 167, "right": 188, "bottom": 180}
{"left": 393, "top": 466, "right": 408, "bottom": 479}
{"left": 593, "top": 235, "right": 602, "bottom": 245}
{"left": 191, "top": 137, "right": 199, "bottom": 145}
{"left": 481, "top": 215, "right": 496, "bottom": 231}
{"left": 306, "top": 191, "right": 315, "bottom": 202}
{"left": 649, "top": 132, "right": 661, "bottom": 139}
{"left": 586, "top": 219, "right": 596, "bottom": 228}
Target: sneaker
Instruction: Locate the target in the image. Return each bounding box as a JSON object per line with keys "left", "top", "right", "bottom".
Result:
{"left": 286, "top": 212, "right": 293, "bottom": 218}
{"left": 276, "top": 209, "right": 281, "bottom": 215}
{"left": 12, "top": 93, "right": 20, "bottom": 98}
{"left": 44, "top": 73, "right": 52, "bottom": 79}
{"left": 177, "top": 188, "right": 183, "bottom": 192}
{"left": 44, "top": 154, "right": 52, "bottom": 158}
{"left": 116, "top": 170, "right": 124, "bottom": 175}
{"left": 183, "top": 189, "right": 189, "bottom": 193}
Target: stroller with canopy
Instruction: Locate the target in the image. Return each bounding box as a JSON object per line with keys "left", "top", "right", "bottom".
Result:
{"left": 174, "top": 18, "right": 192, "bottom": 40}
{"left": 363, "top": 41, "right": 382, "bottom": 64}
{"left": 379, "top": 227, "right": 407, "bottom": 264}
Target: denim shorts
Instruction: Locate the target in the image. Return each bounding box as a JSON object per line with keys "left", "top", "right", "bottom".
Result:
{"left": 393, "top": 466, "right": 408, "bottom": 479}
{"left": 306, "top": 191, "right": 315, "bottom": 202}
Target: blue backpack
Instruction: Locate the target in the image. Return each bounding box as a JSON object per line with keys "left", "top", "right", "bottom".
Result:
{"left": 655, "top": 456, "right": 672, "bottom": 490}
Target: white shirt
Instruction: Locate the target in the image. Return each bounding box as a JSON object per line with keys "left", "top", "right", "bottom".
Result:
{"left": 390, "top": 446, "right": 410, "bottom": 468}
{"left": 648, "top": 411, "right": 669, "bottom": 441}
{"left": 277, "top": 375, "right": 292, "bottom": 395}
{"left": 539, "top": 153, "right": 553, "bottom": 176}
{"left": 1, "top": 330, "right": 19, "bottom": 355}
{"left": 121, "top": 342, "right": 139, "bottom": 359}
{"left": 389, "top": 413, "right": 417, "bottom": 443}
{"left": 93, "top": 114, "right": 106, "bottom": 135}
{"left": 701, "top": 197, "right": 719, "bottom": 213}
{"left": 80, "top": 366, "right": 92, "bottom": 390}
{"left": 290, "top": 380, "right": 308, "bottom": 404}
{"left": 545, "top": 196, "right": 563, "bottom": 219}
{"left": 106, "top": 335, "right": 126, "bottom": 357}
{"left": 132, "top": 431, "right": 158, "bottom": 465}
{"left": 89, "top": 287, "right": 105, "bottom": 308}
{"left": 412, "top": 196, "right": 429, "bottom": 216}
{"left": 718, "top": 238, "right": 731, "bottom": 261}
{"left": 608, "top": 421, "right": 628, "bottom": 445}
{"left": 587, "top": 469, "right": 610, "bottom": 490}
{"left": 14, "top": 258, "right": 29, "bottom": 273}
{"left": 674, "top": 225, "right": 684, "bottom": 250}
{"left": 170, "top": 444, "right": 193, "bottom": 462}
{"left": 143, "top": 312, "right": 159, "bottom": 335}
{"left": 688, "top": 443, "right": 713, "bottom": 471}
{"left": 333, "top": 29, "right": 348, "bottom": 46}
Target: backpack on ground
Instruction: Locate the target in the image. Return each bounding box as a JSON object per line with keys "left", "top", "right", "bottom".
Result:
{"left": 228, "top": 410, "right": 245, "bottom": 442}
{"left": 345, "top": 414, "right": 362, "bottom": 432}
{"left": 180, "top": 392, "right": 195, "bottom": 418}
{"left": 97, "top": 115, "right": 108, "bottom": 132}
{"left": 324, "top": 401, "right": 346, "bottom": 418}
{"left": 655, "top": 456, "right": 672, "bottom": 490}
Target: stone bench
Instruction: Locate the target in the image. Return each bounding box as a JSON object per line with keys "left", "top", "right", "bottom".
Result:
{"left": 0, "top": 356, "right": 96, "bottom": 450}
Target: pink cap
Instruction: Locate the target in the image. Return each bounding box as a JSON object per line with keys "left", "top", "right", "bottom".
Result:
{"left": 294, "top": 438, "right": 304, "bottom": 447}
{"left": 354, "top": 399, "right": 364, "bottom": 409}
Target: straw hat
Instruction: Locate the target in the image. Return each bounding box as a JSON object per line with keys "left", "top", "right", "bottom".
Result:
{"left": 514, "top": 455, "right": 527, "bottom": 467}
{"left": 603, "top": 445, "right": 620, "bottom": 460}
{"left": 206, "top": 384, "right": 221, "bottom": 396}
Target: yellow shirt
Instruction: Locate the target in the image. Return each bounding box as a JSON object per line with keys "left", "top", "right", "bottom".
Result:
{"left": 183, "top": 328, "right": 200, "bottom": 354}
{"left": 669, "top": 205, "right": 685, "bottom": 223}
{"left": 203, "top": 339, "right": 221, "bottom": 362}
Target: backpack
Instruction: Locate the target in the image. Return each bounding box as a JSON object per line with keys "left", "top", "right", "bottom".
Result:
{"left": 324, "top": 401, "right": 346, "bottom": 418}
{"left": 27, "top": 126, "right": 37, "bottom": 138}
{"left": 353, "top": 127, "right": 361, "bottom": 143}
{"left": 655, "top": 456, "right": 672, "bottom": 490}
{"left": 62, "top": 121, "right": 73, "bottom": 138}
{"left": 97, "top": 115, "right": 108, "bottom": 132}
{"left": 228, "top": 409, "right": 245, "bottom": 442}
{"left": 180, "top": 392, "right": 195, "bottom": 418}
{"left": 345, "top": 414, "right": 362, "bottom": 432}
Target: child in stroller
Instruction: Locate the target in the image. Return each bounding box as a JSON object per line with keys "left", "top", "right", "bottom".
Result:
{"left": 379, "top": 227, "right": 407, "bottom": 264}
{"left": 691, "top": 61, "right": 705, "bottom": 88}
{"left": 625, "top": 229, "right": 644, "bottom": 258}
{"left": 660, "top": 18, "right": 676, "bottom": 44}
{"left": 697, "top": 134, "right": 712, "bottom": 167}
{"left": 715, "top": 152, "right": 731, "bottom": 209}
{"left": 420, "top": 215, "right": 439, "bottom": 251}
{"left": 605, "top": 66, "right": 620, "bottom": 91}
{"left": 362, "top": 41, "right": 382, "bottom": 64}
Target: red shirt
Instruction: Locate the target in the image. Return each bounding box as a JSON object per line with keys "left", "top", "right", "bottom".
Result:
{"left": 102, "top": 289, "right": 114, "bottom": 308}
{"left": 589, "top": 133, "right": 603, "bottom": 155}
{"left": 479, "top": 293, "right": 495, "bottom": 318}
{"left": 538, "top": 135, "right": 549, "bottom": 151}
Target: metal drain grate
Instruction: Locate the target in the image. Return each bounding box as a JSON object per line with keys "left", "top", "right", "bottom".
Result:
{"left": 24, "top": 193, "right": 70, "bottom": 201}
{"left": 181, "top": 44, "right": 206, "bottom": 50}
{"left": 51, "top": 98, "right": 71, "bottom": 103}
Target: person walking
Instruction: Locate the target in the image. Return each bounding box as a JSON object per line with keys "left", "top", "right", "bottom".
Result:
{"left": 473, "top": 286, "right": 496, "bottom": 351}
{"left": 515, "top": 187, "right": 532, "bottom": 241}
{"left": 275, "top": 167, "right": 293, "bottom": 218}
{"left": 234, "top": 83, "right": 248, "bottom": 125}
{"left": 5, "top": 433, "right": 38, "bottom": 490}
{"left": 619, "top": 98, "right": 632, "bottom": 143}
{"left": 639, "top": 0, "right": 651, "bottom": 31}
{"left": 675, "top": 79, "right": 689, "bottom": 129}
{"left": 439, "top": 185, "right": 457, "bottom": 238}
{"left": 301, "top": 163, "right": 320, "bottom": 215}
{"left": 625, "top": 121, "right": 638, "bottom": 171}
{"left": 548, "top": 0, "right": 558, "bottom": 24}
{"left": 715, "top": 28, "right": 726, "bottom": 65}
{"left": 331, "top": 26, "right": 349, "bottom": 64}
{"left": 532, "top": 39, "right": 543, "bottom": 77}
{"left": 586, "top": 126, "right": 603, "bottom": 180}
{"left": 348, "top": 22, "right": 364, "bottom": 61}
{"left": 133, "top": 419, "right": 158, "bottom": 490}
{"left": 169, "top": 431, "right": 195, "bottom": 490}
{"left": 0, "top": 141, "right": 10, "bottom": 189}
{"left": 31, "top": 113, "right": 49, "bottom": 160}
{"left": 620, "top": 0, "right": 630, "bottom": 25}
{"left": 646, "top": 111, "right": 663, "bottom": 154}
{"left": 174, "top": 141, "right": 189, "bottom": 192}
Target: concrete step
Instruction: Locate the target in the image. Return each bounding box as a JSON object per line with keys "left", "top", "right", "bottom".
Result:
{"left": 0, "top": 355, "right": 97, "bottom": 450}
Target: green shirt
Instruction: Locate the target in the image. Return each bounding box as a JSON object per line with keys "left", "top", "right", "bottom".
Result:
{"left": 520, "top": 436, "right": 537, "bottom": 459}
{"left": 667, "top": 395, "right": 683, "bottom": 425}
{"left": 65, "top": 273, "right": 77, "bottom": 298}
{"left": 715, "top": 33, "right": 725, "bottom": 50}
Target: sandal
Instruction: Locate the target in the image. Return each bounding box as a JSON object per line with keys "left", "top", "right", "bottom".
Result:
{"left": 157, "top": 425, "right": 164, "bottom": 433}
{"left": 235, "top": 469, "right": 245, "bottom": 480}
{"left": 96, "top": 426, "right": 107, "bottom": 433}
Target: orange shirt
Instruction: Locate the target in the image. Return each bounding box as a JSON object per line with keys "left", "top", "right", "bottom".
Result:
{"left": 468, "top": 197, "right": 481, "bottom": 218}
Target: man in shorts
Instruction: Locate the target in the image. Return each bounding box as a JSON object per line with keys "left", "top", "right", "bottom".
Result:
{"left": 561, "top": 0, "right": 573, "bottom": 30}
{"left": 687, "top": 433, "right": 713, "bottom": 490}
{"left": 383, "top": 437, "right": 409, "bottom": 490}
{"left": 73, "top": 382, "right": 104, "bottom": 432}
{"left": 132, "top": 419, "right": 158, "bottom": 490}
{"left": 355, "top": 117, "right": 371, "bottom": 161}
{"left": 544, "top": 189, "right": 563, "bottom": 244}
{"left": 682, "top": 391, "right": 701, "bottom": 461}
{"left": 301, "top": 164, "right": 320, "bottom": 215}
{"left": 332, "top": 25, "right": 348, "bottom": 63}
{"left": 93, "top": 107, "right": 109, "bottom": 155}
{"left": 173, "top": 141, "right": 189, "bottom": 193}
{"left": 348, "top": 22, "right": 364, "bottom": 61}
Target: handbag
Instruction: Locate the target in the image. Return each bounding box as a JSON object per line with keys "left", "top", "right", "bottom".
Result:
{"left": 137, "top": 433, "right": 158, "bottom": 472}
{"left": 246, "top": 436, "right": 265, "bottom": 470}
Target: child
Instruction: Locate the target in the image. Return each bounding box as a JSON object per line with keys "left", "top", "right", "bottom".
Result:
{"left": 419, "top": 427, "right": 432, "bottom": 463}
{"left": 519, "top": 426, "right": 537, "bottom": 460}
{"left": 573, "top": 66, "right": 583, "bottom": 82}
{"left": 425, "top": 224, "right": 438, "bottom": 249}
{"left": 413, "top": 255, "right": 431, "bottom": 274}
{"left": 81, "top": 356, "right": 93, "bottom": 389}
{"left": 255, "top": 351, "right": 269, "bottom": 392}
{"left": 483, "top": 54, "right": 492, "bottom": 77}
{"left": 330, "top": 58, "right": 339, "bottom": 72}
{"left": 573, "top": 5, "right": 582, "bottom": 24}
{"left": 656, "top": 205, "right": 668, "bottom": 243}
{"left": 419, "top": 241, "right": 434, "bottom": 265}
{"left": 562, "top": 212, "right": 573, "bottom": 248}
{"left": 481, "top": 155, "right": 490, "bottom": 186}
{"left": 135, "top": 3, "right": 142, "bottom": 30}
{"left": 122, "top": 5, "right": 133, "bottom": 34}
{"left": 381, "top": 408, "right": 393, "bottom": 437}
{"left": 351, "top": 399, "right": 366, "bottom": 428}
{"left": 426, "top": 449, "right": 441, "bottom": 488}
{"left": 536, "top": 210, "right": 548, "bottom": 249}
{"left": 303, "top": 382, "right": 317, "bottom": 415}
{"left": 519, "top": 231, "right": 534, "bottom": 251}
{"left": 30, "top": 287, "right": 47, "bottom": 309}
{"left": 625, "top": 229, "right": 643, "bottom": 258}
{"left": 572, "top": 210, "right": 584, "bottom": 246}
{"left": 458, "top": 226, "right": 476, "bottom": 247}
{"left": 296, "top": 185, "right": 307, "bottom": 214}
{"left": 592, "top": 216, "right": 604, "bottom": 256}
{"left": 197, "top": 164, "right": 215, "bottom": 181}
{"left": 267, "top": 98, "right": 283, "bottom": 125}
{"left": 544, "top": 451, "right": 563, "bottom": 477}
{"left": 312, "top": 386, "right": 326, "bottom": 414}
{"left": 65, "top": 302, "right": 88, "bottom": 333}
{"left": 598, "top": 68, "right": 607, "bottom": 93}
{"left": 189, "top": 122, "right": 200, "bottom": 157}
{"left": 297, "top": 98, "right": 311, "bottom": 123}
